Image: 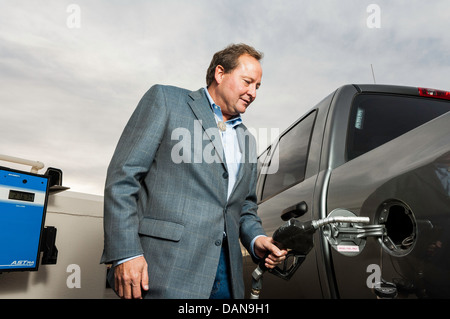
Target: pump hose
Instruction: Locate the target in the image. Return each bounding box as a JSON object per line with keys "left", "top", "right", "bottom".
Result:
{"left": 311, "top": 216, "right": 370, "bottom": 229}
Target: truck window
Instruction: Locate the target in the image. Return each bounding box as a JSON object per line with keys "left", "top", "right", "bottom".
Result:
{"left": 261, "top": 111, "right": 317, "bottom": 201}
{"left": 347, "top": 94, "right": 450, "bottom": 161}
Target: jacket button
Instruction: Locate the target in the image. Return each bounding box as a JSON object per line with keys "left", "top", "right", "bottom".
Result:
{"left": 222, "top": 172, "right": 228, "bottom": 179}
{"left": 215, "top": 239, "right": 222, "bottom": 246}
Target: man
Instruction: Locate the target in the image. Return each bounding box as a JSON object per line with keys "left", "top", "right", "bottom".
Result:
{"left": 101, "top": 43, "right": 286, "bottom": 299}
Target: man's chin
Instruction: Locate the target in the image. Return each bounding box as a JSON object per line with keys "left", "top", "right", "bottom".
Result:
{"left": 237, "top": 104, "right": 248, "bottom": 114}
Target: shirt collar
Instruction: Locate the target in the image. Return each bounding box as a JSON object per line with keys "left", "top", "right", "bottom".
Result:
{"left": 204, "top": 87, "right": 242, "bottom": 128}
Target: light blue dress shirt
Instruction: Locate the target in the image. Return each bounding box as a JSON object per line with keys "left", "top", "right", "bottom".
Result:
{"left": 203, "top": 87, "right": 242, "bottom": 199}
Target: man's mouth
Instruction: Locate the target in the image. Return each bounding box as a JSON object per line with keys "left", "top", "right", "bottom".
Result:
{"left": 240, "top": 98, "right": 251, "bottom": 106}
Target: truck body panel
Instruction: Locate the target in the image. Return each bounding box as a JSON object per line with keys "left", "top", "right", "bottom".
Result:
{"left": 244, "top": 84, "right": 450, "bottom": 299}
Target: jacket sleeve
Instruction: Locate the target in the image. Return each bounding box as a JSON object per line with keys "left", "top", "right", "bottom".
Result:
{"left": 101, "top": 85, "right": 168, "bottom": 264}
{"left": 239, "top": 135, "right": 266, "bottom": 255}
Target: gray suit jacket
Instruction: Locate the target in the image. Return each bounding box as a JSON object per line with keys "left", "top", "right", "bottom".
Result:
{"left": 101, "top": 85, "right": 265, "bottom": 298}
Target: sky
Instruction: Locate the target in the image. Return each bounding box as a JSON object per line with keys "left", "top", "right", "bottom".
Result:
{"left": 1, "top": 0, "right": 449, "bottom": 196}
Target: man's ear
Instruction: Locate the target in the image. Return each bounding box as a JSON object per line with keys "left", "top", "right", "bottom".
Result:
{"left": 214, "top": 65, "right": 225, "bottom": 84}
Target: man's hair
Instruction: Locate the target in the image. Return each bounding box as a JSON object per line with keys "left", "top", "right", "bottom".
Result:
{"left": 206, "top": 43, "right": 263, "bottom": 87}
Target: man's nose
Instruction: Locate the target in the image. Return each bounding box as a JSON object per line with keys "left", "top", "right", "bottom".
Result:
{"left": 248, "top": 85, "right": 257, "bottom": 101}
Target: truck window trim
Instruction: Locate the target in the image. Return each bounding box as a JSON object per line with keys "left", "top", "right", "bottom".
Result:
{"left": 259, "top": 110, "right": 318, "bottom": 202}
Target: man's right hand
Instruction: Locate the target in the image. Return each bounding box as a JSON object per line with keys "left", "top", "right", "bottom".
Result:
{"left": 114, "top": 256, "right": 149, "bottom": 299}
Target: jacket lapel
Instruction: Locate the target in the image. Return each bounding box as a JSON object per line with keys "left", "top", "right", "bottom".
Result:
{"left": 188, "top": 88, "right": 227, "bottom": 168}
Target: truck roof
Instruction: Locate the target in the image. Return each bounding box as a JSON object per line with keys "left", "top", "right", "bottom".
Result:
{"left": 353, "top": 84, "right": 450, "bottom": 100}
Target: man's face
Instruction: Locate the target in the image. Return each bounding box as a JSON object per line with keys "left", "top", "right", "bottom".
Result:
{"left": 214, "top": 54, "right": 262, "bottom": 121}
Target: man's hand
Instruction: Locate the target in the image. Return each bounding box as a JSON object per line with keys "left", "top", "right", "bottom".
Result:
{"left": 114, "top": 256, "right": 149, "bottom": 299}
{"left": 254, "top": 236, "right": 287, "bottom": 269}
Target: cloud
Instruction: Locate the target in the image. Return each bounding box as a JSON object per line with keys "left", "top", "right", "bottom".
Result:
{"left": 1, "top": 0, "right": 449, "bottom": 195}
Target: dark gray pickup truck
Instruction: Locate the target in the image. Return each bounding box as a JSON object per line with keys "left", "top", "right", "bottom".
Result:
{"left": 243, "top": 84, "right": 450, "bottom": 299}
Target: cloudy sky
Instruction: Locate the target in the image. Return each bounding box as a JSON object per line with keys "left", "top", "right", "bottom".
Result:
{"left": 1, "top": 0, "right": 449, "bottom": 196}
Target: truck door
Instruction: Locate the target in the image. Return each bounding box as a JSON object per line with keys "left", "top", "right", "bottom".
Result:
{"left": 325, "top": 93, "right": 450, "bottom": 298}
{"left": 243, "top": 109, "right": 325, "bottom": 298}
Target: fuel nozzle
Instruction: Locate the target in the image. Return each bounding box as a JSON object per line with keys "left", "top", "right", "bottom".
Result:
{"left": 250, "top": 213, "right": 371, "bottom": 299}
{"left": 250, "top": 218, "right": 317, "bottom": 299}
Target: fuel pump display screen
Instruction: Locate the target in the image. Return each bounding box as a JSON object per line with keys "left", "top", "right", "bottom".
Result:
{"left": 8, "top": 190, "right": 35, "bottom": 202}
{"left": 0, "top": 167, "right": 49, "bottom": 272}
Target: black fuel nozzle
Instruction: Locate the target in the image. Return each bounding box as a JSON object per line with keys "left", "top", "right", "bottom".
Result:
{"left": 250, "top": 215, "right": 370, "bottom": 299}
{"left": 272, "top": 219, "right": 316, "bottom": 255}
{"left": 250, "top": 219, "right": 315, "bottom": 299}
